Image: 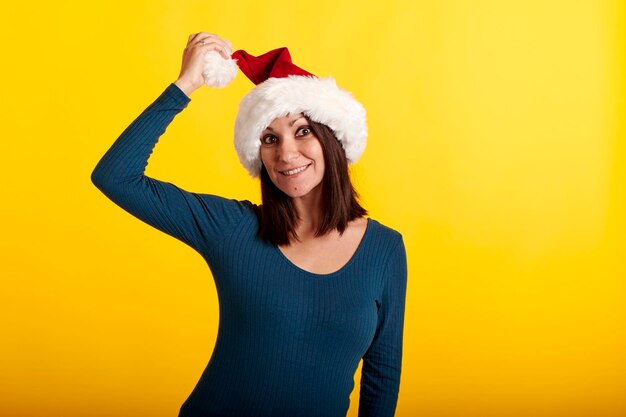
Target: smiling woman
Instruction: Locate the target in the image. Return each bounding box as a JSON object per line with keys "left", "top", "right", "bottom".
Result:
{"left": 261, "top": 114, "right": 325, "bottom": 199}
{"left": 258, "top": 113, "right": 367, "bottom": 245}
{"left": 91, "top": 32, "right": 408, "bottom": 417}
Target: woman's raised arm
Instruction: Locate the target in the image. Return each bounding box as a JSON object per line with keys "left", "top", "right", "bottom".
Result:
{"left": 91, "top": 33, "right": 252, "bottom": 255}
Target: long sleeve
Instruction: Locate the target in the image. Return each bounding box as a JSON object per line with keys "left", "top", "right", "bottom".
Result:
{"left": 358, "top": 237, "right": 408, "bottom": 417}
{"left": 91, "top": 83, "right": 253, "bottom": 254}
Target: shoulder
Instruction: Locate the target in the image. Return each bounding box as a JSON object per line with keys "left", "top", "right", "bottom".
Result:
{"left": 191, "top": 193, "right": 260, "bottom": 224}
{"left": 360, "top": 217, "right": 406, "bottom": 270}
{"left": 366, "top": 217, "right": 404, "bottom": 248}
{"left": 196, "top": 193, "right": 258, "bottom": 211}
{"left": 364, "top": 219, "right": 408, "bottom": 297}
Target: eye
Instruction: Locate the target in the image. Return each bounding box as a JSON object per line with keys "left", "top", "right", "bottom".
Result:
{"left": 261, "top": 134, "right": 277, "bottom": 145}
{"left": 296, "top": 126, "right": 312, "bottom": 137}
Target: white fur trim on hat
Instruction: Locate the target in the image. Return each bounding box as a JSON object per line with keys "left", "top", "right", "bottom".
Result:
{"left": 234, "top": 75, "right": 367, "bottom": 177}
{"left": 202, "top": 51, "right": 238, "bottom": 88}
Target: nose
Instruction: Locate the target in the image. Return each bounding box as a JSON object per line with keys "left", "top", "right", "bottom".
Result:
{"left": 277, "top": 136, "right": 300, "bottom": 163}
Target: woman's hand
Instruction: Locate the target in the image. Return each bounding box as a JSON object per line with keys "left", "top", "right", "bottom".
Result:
{"left": 174, "top": 33, "right": 233, "bottom": 96}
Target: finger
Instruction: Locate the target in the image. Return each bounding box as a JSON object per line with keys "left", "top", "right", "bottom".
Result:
{"left": 217, "top": 40, "right": 232, "bottom": 56}
{"left": 209, "top": 45, "right": 231, "bottom": 59}
{"left": 197, "top": 42, "right": 231, "bottom": 59}
{"left": 197, "top": 36, "right": 231, "bottom": 52}
{"left": 195, "top": 37, "right": 227, "bottom": 51}
{"left": 195, "top": 32, "right": 216, "bottom": 40}
{"left": 199, "top": 33, "right": 229, "bottom": 47}
{"left": 193, "top": 38, "right": 215, "bottom": 49}
{"left": 188, "top": 32, "right": 215, "bottom": 47}
{"left": 225, "top": 40, "right": 233, "bottom": 54}
{"left": 188, "top": 33, "right": 202, "bottom": 44}
{"left": 218, "top": 45, "right": 230, "bottom": 59}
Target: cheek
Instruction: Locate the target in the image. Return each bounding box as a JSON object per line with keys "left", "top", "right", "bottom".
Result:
{"left": 260, "top": 149, "right": 273, "bottom": 168}
{"left": 303, "top": 139, "right": 324, "bottom": 159}
{"left": 313, "top": 147, "right": 325, "bottom": 172}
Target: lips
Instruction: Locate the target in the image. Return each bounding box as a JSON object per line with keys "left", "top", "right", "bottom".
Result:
{"left": 280, "top": 163, "right": 311, "bottom": 176}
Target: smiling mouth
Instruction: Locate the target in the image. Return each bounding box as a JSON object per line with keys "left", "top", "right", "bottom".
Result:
{"left": 280, "top": 164, "right": 311, "bottom": 176}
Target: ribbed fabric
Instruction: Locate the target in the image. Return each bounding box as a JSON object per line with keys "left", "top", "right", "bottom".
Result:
{"left": 91, "top": 83, "right": 408, "bottom": 417}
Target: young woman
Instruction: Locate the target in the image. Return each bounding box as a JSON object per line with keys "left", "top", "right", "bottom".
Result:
{"left": 92, "top": 32, "right": 407, "bottom": 417}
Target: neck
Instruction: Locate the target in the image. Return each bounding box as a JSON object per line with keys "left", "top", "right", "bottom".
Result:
{"left": 291, "top": 189, "right": 323, "bottom": 240}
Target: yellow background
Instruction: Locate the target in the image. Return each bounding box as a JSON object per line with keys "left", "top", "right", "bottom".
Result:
{"left": 1, "top": 1, "right": 624, "bottom": 416}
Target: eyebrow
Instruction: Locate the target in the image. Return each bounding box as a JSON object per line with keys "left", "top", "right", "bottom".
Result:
{"left": 264, "top": 116, "right": 306, "bottom": 132}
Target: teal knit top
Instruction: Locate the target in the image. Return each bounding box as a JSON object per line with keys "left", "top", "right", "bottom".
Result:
{"left": 91, "top": 83, "right": 408, "bottom": 417}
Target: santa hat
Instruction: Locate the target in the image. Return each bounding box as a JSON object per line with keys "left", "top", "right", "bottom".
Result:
{"left": 202, "top": 47, "right": 367, "bottom": 177}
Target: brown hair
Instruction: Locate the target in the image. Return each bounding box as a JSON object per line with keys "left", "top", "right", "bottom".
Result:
{"left": 258, "top": 119, "right": 367, "bottom": 246}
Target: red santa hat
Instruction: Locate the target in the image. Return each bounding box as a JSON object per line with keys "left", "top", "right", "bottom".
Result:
{"left": 203, "top": 47, "right": 367, "bottom": 177}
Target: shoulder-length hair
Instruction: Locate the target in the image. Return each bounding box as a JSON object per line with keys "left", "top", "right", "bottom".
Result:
{"left": 258, "top": 118, "right": 367, "bottom": 246}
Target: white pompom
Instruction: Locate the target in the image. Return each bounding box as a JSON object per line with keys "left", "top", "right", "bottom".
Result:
{"left": 202, "top": 50, "right": 238, "bottom": 88}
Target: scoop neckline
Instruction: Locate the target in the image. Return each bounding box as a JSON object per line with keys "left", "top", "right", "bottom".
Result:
{"left": 273, "top": 218, "right": 372, "bottom": 278}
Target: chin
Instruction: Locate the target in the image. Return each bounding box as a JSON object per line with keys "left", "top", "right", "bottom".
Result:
{"left": 280, "top": 187, "right": 314, "bottom": 199}
{"left": 276, "top": 181, "right": 322, "bottom": 200}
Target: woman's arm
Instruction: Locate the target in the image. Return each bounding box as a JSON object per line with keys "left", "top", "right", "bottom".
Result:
{"left": 91, "top": 82, "right": 252, "bottom": 254}
{"left": 358, "top": 237, "right": 408, "bottom": 417}
{"left": 91, "top": 33, "right": 249, "bottom": 254}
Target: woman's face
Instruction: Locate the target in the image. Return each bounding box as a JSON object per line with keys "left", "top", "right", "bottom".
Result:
{"left": 259, "top": 113, "right": 325, "bottom": 199}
